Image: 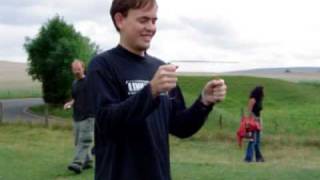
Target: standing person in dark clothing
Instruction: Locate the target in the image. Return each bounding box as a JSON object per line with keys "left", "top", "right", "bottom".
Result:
{"left": 64, "top": 60, "right": 94, "bottom": 174}
{"left": 87, "top": 0, "right": 227, "bottom": 179}
{"left": 244, "top": 86, "right": 265, "bottom": 162}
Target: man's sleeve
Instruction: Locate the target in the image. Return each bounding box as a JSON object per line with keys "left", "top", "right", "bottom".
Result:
{"left": 169, "top": 86, "right": 213, "bottom": 138}
{"left": 87, "top": 57, "right": 160, "bottom": 135}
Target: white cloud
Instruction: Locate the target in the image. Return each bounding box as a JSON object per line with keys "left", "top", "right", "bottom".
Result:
{"left": 74, "top": 20, "right": 118, "bottom": 50}
{"left": 1, "top": 0, "right": 320, "bottom": 71}
{"left": 0, "top": 24, "right": 39, "bottom": 62}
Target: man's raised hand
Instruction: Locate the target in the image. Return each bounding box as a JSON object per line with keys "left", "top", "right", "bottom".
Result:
{"left": 150, "top": 64, "right": 178, "bottom": 97}
{"left": 201, "top": 79, "right": 227, "bottom": 106}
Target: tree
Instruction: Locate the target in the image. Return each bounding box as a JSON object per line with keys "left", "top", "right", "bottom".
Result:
{"left": 24, "top": 15, "right": 99, "bottom": 104}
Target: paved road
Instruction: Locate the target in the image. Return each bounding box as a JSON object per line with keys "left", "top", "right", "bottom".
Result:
{"left": 0, "top": 98, "right": 44, "bottom": 123}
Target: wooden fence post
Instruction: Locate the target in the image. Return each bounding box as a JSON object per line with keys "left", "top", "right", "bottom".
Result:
{"left": 44, "top": 104, "right": 49, "bottom": 127}
{"left": 0, "top": 101, "right": 3, "bottom": 123}
{"left": 219, "top": 114, "right": 223, "bottom": 129}
{"left": 241, "top": 107, "right": 244, "bottom": 117}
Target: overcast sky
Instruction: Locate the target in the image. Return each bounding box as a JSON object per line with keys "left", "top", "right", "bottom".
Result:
{"left": 1, "top": 0, "right": 320, "bottom": 72}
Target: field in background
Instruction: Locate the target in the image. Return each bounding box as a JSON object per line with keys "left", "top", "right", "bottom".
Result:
{"left": 0, "top": 61, "right": 41, "bottom": 99}
{"left": 32, "top": 75, "right": 320, "bottom": 137}
{"left": 179, "top": 76, "right": 320, "bottom": 136}
{"left": 223, "top": 72, "right": 320, "bottom": 83}
{"left": 2, "top": 60, "right": 320, "bottom": 179}
{"left": 179, "top": 67, "right": 320, "bottom": 83}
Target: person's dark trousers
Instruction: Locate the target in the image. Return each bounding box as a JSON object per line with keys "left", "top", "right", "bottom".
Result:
{"left": 244, "top": 131, "right": 263, "bottom": 162}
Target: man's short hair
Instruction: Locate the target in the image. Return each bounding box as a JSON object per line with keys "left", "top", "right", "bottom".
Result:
{"left": 110, "top": 0, "right": 157, "bottom": 31}
{"left": 72, "top": 59, "right": 85, "bottom": 69}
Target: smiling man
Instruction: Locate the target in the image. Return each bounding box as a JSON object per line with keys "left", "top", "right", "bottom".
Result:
{"left": 87, "top": 0, "right": 227, "bottom": 180}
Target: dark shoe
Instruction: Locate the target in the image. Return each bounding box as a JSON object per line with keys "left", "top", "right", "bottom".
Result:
{"left": 68, "top": 163, "right": 82, "bottom": 174}
{"left": 244, "top": 159, "right": 253, "bottom": 163}
{"left": 83, "top": 161, "right": 93, "bottom": 170}
{"left": 256, "top": 157, "right": 265, "bottom": 162}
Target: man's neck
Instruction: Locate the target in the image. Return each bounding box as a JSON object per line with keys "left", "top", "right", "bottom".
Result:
{"left": 119, "top": 41, "right": 145, "bottom": 57}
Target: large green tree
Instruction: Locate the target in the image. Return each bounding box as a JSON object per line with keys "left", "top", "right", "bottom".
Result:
{"left": 24, "top": 15, "right": 99, "bottom": 104}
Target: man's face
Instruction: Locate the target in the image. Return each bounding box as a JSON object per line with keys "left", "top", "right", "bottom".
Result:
{"left": 72, "top": 63, "right": 84, "bottom": 79}
{"left": 116, "top": 3, "right": 158, "bottom": 53}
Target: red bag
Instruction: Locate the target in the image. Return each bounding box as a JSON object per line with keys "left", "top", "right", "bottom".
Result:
{"left": 236, "top": 115, "right": 261, "bottom": 147}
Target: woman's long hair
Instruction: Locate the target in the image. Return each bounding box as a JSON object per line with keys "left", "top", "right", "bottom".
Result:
{"left": 250, "top": 86, "right": 264, "bottom": 102}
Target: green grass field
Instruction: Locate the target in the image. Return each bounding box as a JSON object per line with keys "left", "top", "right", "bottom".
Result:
{"left": 31, "top": 75, "right": 320, "bottom": 137}
{"left": 2, "top": 75, "right": 320, "bottom": 179}
{"left": 29, "top": 104, "right": 72, "bottom": 119}
{"left": 0, "top": 88, "right": 42, "bottom": 99}
{"left": 1, "top": 123, "right": 320, "bottom": 180}
{"left": 0, "top": 123, "right": 92, "bottom": 180}
{"left": 179, "top": 76, "right": 320, "bottom": 136}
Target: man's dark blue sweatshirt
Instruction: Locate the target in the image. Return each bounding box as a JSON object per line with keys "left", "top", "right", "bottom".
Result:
{"left": 87, "top": 45, "right": 214, "bottom": 180}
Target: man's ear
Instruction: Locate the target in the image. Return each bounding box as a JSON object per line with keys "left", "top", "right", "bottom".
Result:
{"left": 114, "top": 12, "right": 125, "bottom": 30}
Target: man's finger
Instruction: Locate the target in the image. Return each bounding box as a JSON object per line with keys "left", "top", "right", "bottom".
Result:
{"left": 159, "top": 79, "right": 177, "bottom": 84}
{"left": 159, "top": 71, "right": 177, "bottom": 78}
{"left": 213, "top": 85, "right": 227, "bottom": 92}
{"left": 207, "top": 79, "right": 225, "bottom": 88}
{"left": 214, "top": 93, "right": 226, "bottom": 99}
{"left": 160, "top": 64, "right": 178, "bottom": 72}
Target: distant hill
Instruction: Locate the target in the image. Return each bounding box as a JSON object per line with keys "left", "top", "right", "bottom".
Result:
{"left": 0, "top": 61, "right": 41, "bottom": 98}
{"left": 227, "top": 67, "right": 320, "bottom": 74}
{"left": 0, "top": 61, "right": 33, "bottom": 84}
{"left": 223, "top": 67, "right": 320, "bottom": 82}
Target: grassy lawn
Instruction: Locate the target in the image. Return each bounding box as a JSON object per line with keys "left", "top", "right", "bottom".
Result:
{"left": 171, "top": 138, "right": 320, "bottom": 180}
{"left": 1, "top": 123, "right": 320, "bottom": 180}
{"left": 29, "top": 104, "right": 72, "bottom": 119}
{"left": 179, "top": 76, "right": 320, "bottom": 136}
{"left": 0, "top": 123, "right": 92, "bottom": 180}
{"left": 30, "top": 75, "right": 320, "bottom": 136}
{"left": 4, "top": 75, "right": 320, "bottom": 179}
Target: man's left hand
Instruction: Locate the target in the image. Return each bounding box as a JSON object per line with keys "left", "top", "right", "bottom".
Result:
{"left": 201, "top": 79, "right": 227, "bottom": 106}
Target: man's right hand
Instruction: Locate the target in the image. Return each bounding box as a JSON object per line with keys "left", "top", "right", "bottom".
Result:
{"left": 150, "top": 64, "right": 178, "bottom": 97}
{"left": 63, "top": 100, "right": 74, "bottom": 110}
{"left": 63, "top": 103, "right": 71, "bottom": 110}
